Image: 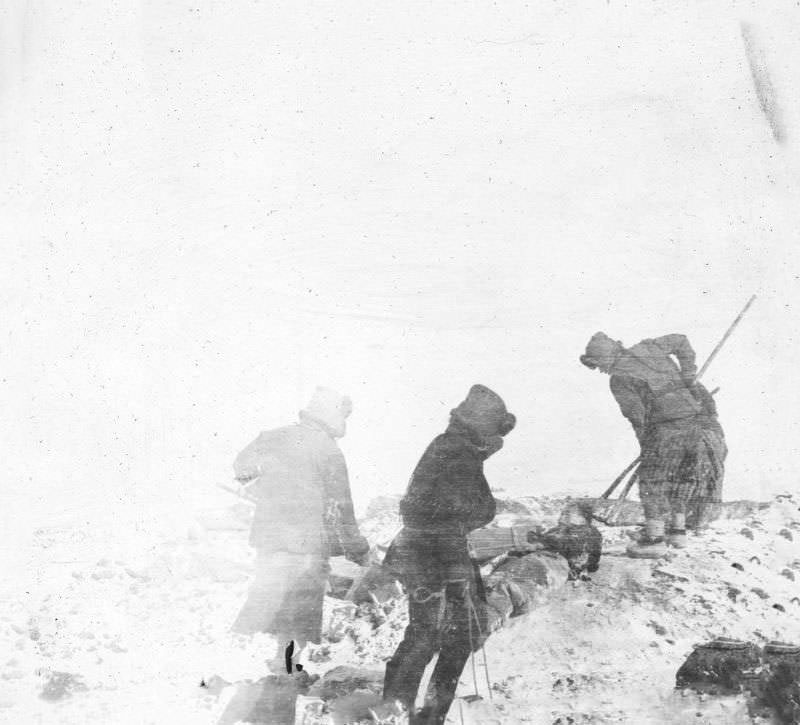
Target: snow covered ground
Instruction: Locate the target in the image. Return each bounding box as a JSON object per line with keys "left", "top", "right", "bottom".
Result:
{"left": 2, "top": 492, "right": 799, "bottom": 724}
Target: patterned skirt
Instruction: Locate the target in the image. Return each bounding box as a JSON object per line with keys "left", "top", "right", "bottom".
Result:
{"left": 639, "top": 419, "right": 727, "bottom": 521}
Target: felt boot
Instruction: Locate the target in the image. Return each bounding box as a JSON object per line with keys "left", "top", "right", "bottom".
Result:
{"left": 626, "top": 519, "right": 668, "bottom": 559}
{"left": 668, "top": 513, "right": 688, "bottom": 549}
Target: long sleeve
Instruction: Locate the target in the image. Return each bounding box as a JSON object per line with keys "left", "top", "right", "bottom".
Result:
{"left": 609, "top": 375, "right": 647, "bottom": 441}
{"left": 652, "top": 334, "right": 697, "bottom": 380}
{"left": 233, "top": 432, "right": 285, "bottom": 482}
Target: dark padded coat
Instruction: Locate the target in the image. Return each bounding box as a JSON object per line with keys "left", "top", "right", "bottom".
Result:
{"left": 383, "top": 419, "right": 497, "bottom": 590}
{"left": 382, "top": 418, "right": 500, "bottom": 723}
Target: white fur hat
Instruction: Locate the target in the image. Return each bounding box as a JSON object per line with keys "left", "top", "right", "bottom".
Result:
{"left": 300, "top": 386, "right": 352, "bottom": 437}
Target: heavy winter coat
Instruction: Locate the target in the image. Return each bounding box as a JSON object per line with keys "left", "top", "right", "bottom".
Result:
{"left": 384, "top": 419, "right": 497, "bottom": 590}
{"left": 233, "top": 419, "right": 365, "bottom": 558}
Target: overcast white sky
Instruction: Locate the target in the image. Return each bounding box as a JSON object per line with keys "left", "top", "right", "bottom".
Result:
{"left": 2, "top": 1, "right": 799, "bottom": 551}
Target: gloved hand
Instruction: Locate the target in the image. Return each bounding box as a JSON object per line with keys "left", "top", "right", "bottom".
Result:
{"left": 345, "top": 536, "right": 371, "bottom": 567}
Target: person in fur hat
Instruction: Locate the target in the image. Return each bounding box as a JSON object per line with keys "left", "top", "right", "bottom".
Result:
{"left": 379, "top": 384, "right": 516, "bottom": 725}
{"left": 580, "top": 332, "right": 727, "bottom": 558}
{"left": 230, "top": 387, "right": 370, "bottom": 670}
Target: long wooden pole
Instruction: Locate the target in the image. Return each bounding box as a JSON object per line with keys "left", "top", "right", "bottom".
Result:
{"left": 696, "top": 294, "right": 757, "bottom": 380}
{"left": 601, "top": 456, "right": 640, "bottom": 499}
{"left": 617, "top": 470, "right": 639, "bottom": 502}
{"left": 601, "top": 294, "right": 756, "bottom": 498}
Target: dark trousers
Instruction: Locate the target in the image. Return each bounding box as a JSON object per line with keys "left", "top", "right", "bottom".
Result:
{"left": 384, "top": 580, "right": 479, "bottom": 725}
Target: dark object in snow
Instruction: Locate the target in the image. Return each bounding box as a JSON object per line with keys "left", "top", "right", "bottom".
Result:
{"left": 482, "top": 551, "right": 571, "bottom": 626}
{"left": 779, "top": 528, "right": 794, "bottom": 542}
{"left": 675, "top": 638, "right": 761, "bottom": 693}
{"left": 40, "top": 671, "right": 88, "bottom": 701}
{"left": 760, "top": 642, "right": 800, "bottom": 724}
{"left": 676, "top": 639, "right": 800, "bottom": 721}
{"left": 781, "top": 569, "right": 795, "bottom": 581}
{"left": 731, "top": 562, "right": 745, "bottom": 572}
{"left": 752, "top": 587, "right": 770, "bottom": 600}
{"left": 538, "top": 523, "right": 603, "bottom": 580}
{"left": 740, "top": 527, "right": 754, "bottom": 540}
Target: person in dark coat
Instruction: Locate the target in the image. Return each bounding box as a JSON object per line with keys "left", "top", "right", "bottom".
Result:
{"left": 231, "top": 387, "right": 370, "bottom": 669}
{"left": 380, "top": 384, "right": 516, "bottom": 725}
{"left": 580, "top": 332, "right": 726, "bottom": 557}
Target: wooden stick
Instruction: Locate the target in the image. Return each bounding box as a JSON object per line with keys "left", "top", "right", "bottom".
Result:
{"left": 696, "top": 295, "right": 757, "bottom": 381}
{"left": 617, "top": 470, "right": 639, "bottom": 502}
{"left": 217, "top": 482, "right": 258, "bottom": 504}
{"left": 601, "top": 457, "right": 640, "bottom": 499}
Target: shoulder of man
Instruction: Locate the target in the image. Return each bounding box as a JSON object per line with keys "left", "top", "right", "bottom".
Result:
{"left": 628, "top": 338, "right": 660, "bottom": 356}
{"left": 408, "top": 433, "right": 463, "bottom": 479}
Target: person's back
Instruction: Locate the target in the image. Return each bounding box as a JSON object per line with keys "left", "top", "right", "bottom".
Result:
{"left": 235, "top": 421, "right": 338, "bottom": 555}
{"left": 608, "top": 335, "right": 703, "bottom": 433}
{"left": 231, "top": 387, "right": 369, "bottom": 655}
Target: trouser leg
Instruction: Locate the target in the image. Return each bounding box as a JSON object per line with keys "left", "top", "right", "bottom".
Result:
{"left": 668, "top": 435, "right": 700, "bottom": 527}
{"left": 667, "top": 459, "right": 693, "bottom": 520}
{"left": 638, "top": 476, "right": 669, "bottom": 530}
{"left": 383, "top": 590, "right": 444, "bottom": 711}
{"left": 421, "top": 581, "right": 477, "bottom": 725}
{"left": 639, "top": 433, "right": 669, "bottom": 528}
